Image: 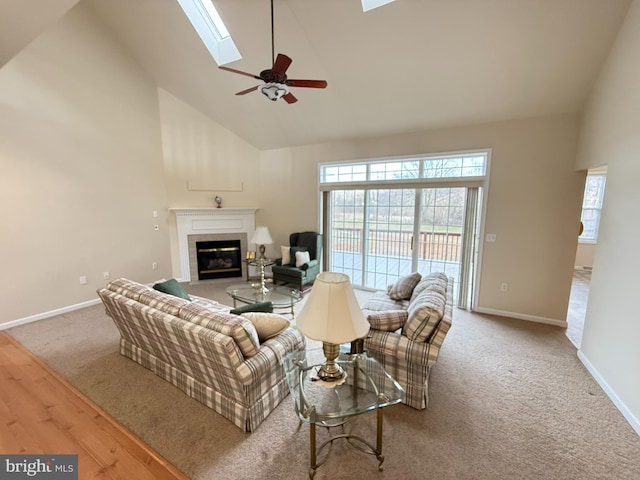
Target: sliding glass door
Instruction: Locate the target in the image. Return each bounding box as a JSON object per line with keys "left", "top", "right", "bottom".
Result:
{"left": 329, "top": 186, "right": 477, "bottom": 304}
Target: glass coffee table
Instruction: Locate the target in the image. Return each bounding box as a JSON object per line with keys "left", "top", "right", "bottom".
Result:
{"left": 225, "top": 283, "right": 303, "bottom": 318}
{"left": 282, "top": 349, "right": 404, "bottom": 479}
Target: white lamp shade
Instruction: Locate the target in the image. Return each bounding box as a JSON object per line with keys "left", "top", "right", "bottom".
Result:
{"left": 296, "top": 272, "right": 369, "bottom": 344}
{"left": 251, "top": 226, "right": 273, "bottom": 245}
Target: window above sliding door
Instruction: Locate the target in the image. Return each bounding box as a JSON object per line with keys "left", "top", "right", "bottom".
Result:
{"left": 320, "top": 152, "right": 487, "bottom": 186}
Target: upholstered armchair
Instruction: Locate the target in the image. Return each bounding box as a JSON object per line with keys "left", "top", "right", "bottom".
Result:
{"left": 272, "top": 232, "right": 323, "bottom": 290}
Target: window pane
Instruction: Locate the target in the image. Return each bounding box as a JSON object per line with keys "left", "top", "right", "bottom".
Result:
{"left": 369, "top": 161, "right": 420, "bottom": 181}
{"left": 579, "top": 173, "right": 606, "bottom": 242}
{"left": 330, "top": 190, "right": 365, "bottom": 285}
{"left": 321, "top": 164, "right": 366, "bottom": 183}
{"left": 583, "top": 175, "right": 606, "bottom": 208}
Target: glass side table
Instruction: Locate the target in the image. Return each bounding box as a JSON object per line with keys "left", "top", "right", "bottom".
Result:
{"left": 282, "top": 349, "right": 404, "bottom": 479}
{"left": 243, "top": 257, "right": 275, "bottom": 294}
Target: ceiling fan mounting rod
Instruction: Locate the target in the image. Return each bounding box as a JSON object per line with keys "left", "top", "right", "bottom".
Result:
{"left": 270, "top": 0, "right": 275, "bottom": 67}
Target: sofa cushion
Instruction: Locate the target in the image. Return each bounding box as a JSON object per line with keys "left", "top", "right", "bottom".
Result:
{"left": 364, "top": 291, "right": 411, "bottom": 312}
{"left": 241, "top": 312, "right": 290, "bottom": 342}
{"left": 153, "top": 278, "right": 191, "bottom": 301}
{"left": 403, "top": 289, "right": 446, "bottom": 342}
{"left": 387, "top": 272, "right": 422, "bottom": 300}
{"left": 178, "top": 303, "right": 260, "bottom": 357}
{"left": 411, "top": 272, "right": 448, "bottom": 301}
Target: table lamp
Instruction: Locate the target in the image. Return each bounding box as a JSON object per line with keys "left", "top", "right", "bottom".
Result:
{"left": 251, "top": 226, "right": 273, "bottom": 260}
{"left": 296, "top": 272, "right": 370, "bottom": 382}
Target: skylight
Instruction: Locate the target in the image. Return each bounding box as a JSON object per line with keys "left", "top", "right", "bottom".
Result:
{"left": 361, "top": 0, "right": 395, "bottom": 12}
{"left": 201, "top": 0, "right": 230, "bottom": 38}
{"left": 176, "top": 0, "right": 241, "bottom": 66}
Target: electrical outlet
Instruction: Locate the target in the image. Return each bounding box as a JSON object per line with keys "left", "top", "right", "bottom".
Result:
{"left": 501, "top": 283, "right": 508, "bottom": 292}
{"left": 152, "top": 262, "right": 158, "bottom": 270}
{"left": 486, "top": 234, "right": 497, "bottom": 242}
{"left": 79, "top": 276, "right": 87, "bottom": 285}
{"left": 103, "top": 272, "right": 110, "bottom": 280}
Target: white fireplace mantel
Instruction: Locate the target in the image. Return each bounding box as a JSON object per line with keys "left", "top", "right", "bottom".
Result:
{"left": 170, "top": 207, "right": 258, "bottom": 282}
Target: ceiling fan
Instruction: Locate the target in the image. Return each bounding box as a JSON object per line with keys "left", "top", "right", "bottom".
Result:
{"left": 218, "top": 0, "right": 328, "bottom": 104}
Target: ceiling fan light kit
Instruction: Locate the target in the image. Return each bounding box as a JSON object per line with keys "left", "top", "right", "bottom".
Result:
{"left": 218, "top": 0, "right": 327, "bottom": 104}
{"left": 259, "top": 82, "right": 290, "bottom": 101}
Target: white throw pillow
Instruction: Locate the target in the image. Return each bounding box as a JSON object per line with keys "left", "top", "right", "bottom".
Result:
{"left": 295, "top": 250, "right": 311, "bottom": 268}
{"left": 281, "top": 245, "right": 291, "bottom": 265}
{"left": 241, "top": 312, "right": 290, "bottom": 342}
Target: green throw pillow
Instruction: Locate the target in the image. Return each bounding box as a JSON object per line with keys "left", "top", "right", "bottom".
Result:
{"left": 230, "top": 301, "right": 274, "bottom": 315}
{"left": 153, "top": 278, "right": 191, "bottom": 300}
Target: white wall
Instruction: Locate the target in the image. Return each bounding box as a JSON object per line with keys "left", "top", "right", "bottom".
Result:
{"left": 0, "top": 3, "right": 171, "bottom": 326}
{"left": 156, "top": 89, "right": 263, "bottom": 276}
{"left": 576, "top": 0, "right": 640, "bottom": 432}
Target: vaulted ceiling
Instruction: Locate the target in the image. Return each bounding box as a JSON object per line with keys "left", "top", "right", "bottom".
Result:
{"left": 1, "top": 0, "right": 632, "bottom": 150}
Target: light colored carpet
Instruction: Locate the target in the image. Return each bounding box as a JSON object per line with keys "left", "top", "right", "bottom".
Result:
{"left": 7, "top": 279, "right": 640, "bottom": 480}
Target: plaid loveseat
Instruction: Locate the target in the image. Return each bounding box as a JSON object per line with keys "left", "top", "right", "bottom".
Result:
{"left": 362, "top": 272, "right": 454, "bottom": 409}
{"left": 97, "top": 278, "right": 305, "bottom": 432}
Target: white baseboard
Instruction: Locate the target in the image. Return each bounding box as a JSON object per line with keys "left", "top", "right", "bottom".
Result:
{"left": 473, "top": 307, "right": 568, "bottom": 328}
{"left": 578, "top": 350, "right": 640, "bottom": 437}
{"left": 0, "top": 298, "right": 102, "bottom": 331}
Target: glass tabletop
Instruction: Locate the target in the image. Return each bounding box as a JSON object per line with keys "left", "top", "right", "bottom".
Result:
{"left": 225, "top": 283, "right": 303, "bottom": 307}
{"left": 243, "top": 258, "right": 276, "bottom": 268}
{"left": 282, "top": 349, "right": 404, "bottom": 424}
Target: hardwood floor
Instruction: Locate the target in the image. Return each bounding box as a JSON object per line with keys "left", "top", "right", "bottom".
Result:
{"left": 0, "top": 332, "right": 188, "bottom": 480}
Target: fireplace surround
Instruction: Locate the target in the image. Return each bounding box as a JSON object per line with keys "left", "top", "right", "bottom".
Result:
{"left": 170, "top": 208, "right": 258, "bottom": 282}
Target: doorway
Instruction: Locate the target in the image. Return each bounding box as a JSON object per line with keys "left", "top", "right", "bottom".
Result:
{"left": 568, "top": 166, "right": 606, "bottom": 347}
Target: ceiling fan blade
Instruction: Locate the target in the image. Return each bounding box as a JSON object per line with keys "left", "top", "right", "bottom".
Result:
{"left": 272, "top": 53, "right": 293, "bottom": 74}
{"left": 287, "top": 79, "right": 328, "bottom": 89}
{"left": 219, "top": 66, "right": 261, "bottom": 80}
{"left": 282, "top": 92, "right": 298, "bottom": 104}
{"left": 236, "top": 85, "right": 259, "bottom": 96}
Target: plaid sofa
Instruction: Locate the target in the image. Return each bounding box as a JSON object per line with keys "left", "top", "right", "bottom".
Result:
{"left": 97, "top": 278, "right": 305, "bottom": 432}
{"left": 362, "top": 273, "right": 454, "bottom": 409}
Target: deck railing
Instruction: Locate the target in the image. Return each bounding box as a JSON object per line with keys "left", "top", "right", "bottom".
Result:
{"left": 332, "top": 228, "right": 462, "bottom": 262}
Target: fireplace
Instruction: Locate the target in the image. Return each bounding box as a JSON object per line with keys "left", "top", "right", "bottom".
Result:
{"left": 171, "top": 207, "right": 257, "bottom": 282}
{"left": 196, "top": 240, "right": 242, "bottom": 280}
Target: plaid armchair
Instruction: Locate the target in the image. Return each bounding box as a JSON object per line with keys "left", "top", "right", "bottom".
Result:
{"left": 362, "top": 273, "right": 454, "bottom": 409}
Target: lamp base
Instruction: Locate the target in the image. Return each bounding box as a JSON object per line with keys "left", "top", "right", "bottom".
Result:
{"left": 317, "top": 342, "right": 344, "bottom": 382}
{"left": 258, "top": 244, "right": 267, "bottom": 260}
